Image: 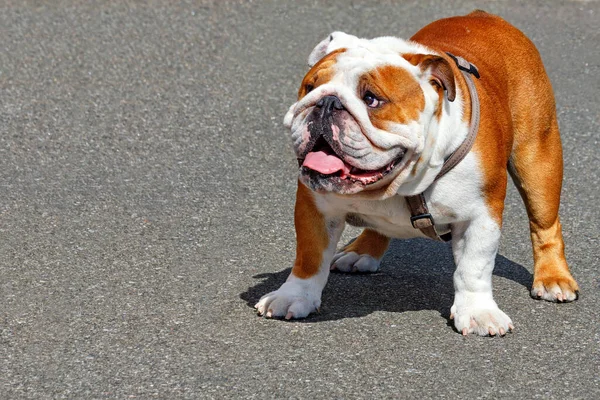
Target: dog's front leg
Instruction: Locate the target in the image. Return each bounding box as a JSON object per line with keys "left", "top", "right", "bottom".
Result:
{"left": 450, "top": 216, "right": 515, "bottom": 336}
{"left": 255, "top": 182, "right": 344, "bottom": 319}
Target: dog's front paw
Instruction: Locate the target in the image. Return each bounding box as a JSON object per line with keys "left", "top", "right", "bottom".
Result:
{"left": 450, "top": 297, "right": 514, "bottom": 337}
{"left": 330, "top": 251, "right": 381, "bottom": 273}
{"left": 255, "top": 281, "right": 320, "bottom": 320}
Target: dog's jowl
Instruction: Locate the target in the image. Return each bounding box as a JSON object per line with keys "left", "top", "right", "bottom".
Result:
{"left": 255, "top": 11, "right": 579, "bottom": 336}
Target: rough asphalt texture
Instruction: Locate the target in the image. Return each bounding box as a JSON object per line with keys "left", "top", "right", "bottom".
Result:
{"left": 1, "top": 0, "right": 599, "bottom": 398}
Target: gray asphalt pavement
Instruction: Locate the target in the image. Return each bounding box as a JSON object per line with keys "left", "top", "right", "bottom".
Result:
{"left": 1, "top": 0, "right": 599, "bottom": 398}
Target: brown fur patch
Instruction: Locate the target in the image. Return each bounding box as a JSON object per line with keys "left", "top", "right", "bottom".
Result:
{"left": 298, "top": 48, "right": 347, "bottom": 100}
{"left": 359, "top": 65, "right": 425, "bottom": 130}
{"left": 344, "top": 229, "right": 390, "bottom": 260}
{"left": 291, "top": 181, "right": 329, "bottom": 279}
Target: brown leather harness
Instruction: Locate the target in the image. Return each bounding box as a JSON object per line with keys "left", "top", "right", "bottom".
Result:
{"left": 405, "top": 53, "right": 481, "bottom": 242}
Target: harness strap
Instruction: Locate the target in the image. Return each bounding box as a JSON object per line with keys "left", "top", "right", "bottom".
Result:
{"left": 406, "top": 194, "right": 453, "bottom": 242}
{"left": 405, "top": 53, "right": 480, "bottom": 242}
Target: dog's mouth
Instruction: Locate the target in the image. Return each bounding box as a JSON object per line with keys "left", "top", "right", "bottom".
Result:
{"left": 299, "top": 137, "right": 404, "bottom": 186}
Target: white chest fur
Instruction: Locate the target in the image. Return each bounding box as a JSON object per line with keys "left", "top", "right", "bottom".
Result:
{"left": 312, "top": 153, "right": 486, "bottom": 240}
{"left": 315, "top": 192, "right": 427, "bottom": 239}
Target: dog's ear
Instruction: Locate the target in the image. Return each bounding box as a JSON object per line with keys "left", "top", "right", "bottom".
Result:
{"left": 404, "top": 54, "right": 456, "bottom": 102}
{"left": 308, "top": 34, "right": 334, "bottom": 67}
{"left": 307, "top": 32, "right": 358, "bottom": 67}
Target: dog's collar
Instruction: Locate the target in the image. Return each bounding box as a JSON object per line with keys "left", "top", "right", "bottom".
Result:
{"left": 405, "top": 53, "right": 481, "bottom": 242}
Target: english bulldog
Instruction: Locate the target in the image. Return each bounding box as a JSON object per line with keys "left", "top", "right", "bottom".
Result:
{"left": 255, "top": 11, "right": 579, "bottom": 336}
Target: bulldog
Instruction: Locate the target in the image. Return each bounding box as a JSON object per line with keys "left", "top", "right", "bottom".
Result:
{"left": 255, "top": 11, "right": 579, "bottom": 336}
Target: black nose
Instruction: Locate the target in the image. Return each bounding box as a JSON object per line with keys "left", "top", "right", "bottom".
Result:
{"left": 316, "top": 95, "right": 344, "bottom": 111}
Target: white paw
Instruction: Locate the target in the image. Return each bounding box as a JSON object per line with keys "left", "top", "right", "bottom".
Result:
{"left": 450, "top": 297, "right": 514, "bottom": 337}
{"left": 255, "top": 281, "right": 320, "bottom": 320}
{"left": 330, "top": 251, "right": 381, "bottom": 273}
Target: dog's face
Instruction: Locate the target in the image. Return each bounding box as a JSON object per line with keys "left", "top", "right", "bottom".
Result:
{"left": 284, "top": 33, "right": 456, "bottom": 196}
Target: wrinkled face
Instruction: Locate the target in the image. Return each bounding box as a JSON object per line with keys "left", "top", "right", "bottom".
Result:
{"left": 284, "top": 33, "right": 454, "bottom": 195}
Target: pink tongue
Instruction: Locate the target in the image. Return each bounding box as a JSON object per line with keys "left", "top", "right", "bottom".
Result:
{"left": 302, "top": 151, "right": 350, "bottom": 175}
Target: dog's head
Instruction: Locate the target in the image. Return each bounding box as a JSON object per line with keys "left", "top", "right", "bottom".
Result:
{"left": 284, "top": 32, "right": 458, "bottom": 197}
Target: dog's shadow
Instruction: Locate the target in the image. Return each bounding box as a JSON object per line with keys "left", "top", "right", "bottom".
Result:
{"left": 240, "top": 238, "right": 532, "bottom": 322}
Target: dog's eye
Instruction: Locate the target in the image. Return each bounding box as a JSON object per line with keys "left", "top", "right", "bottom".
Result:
{"left": 363, "top": 91, "right": 381, "bottom": 108}
{"left": 305, "top": 84, "right": 314, "bottom": 93}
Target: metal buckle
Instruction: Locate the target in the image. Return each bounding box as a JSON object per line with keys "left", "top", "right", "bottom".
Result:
{"left": 410, "top": 213, "right": 434, "bottom": 229}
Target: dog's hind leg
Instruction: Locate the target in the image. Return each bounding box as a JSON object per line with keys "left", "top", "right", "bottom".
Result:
{"left": 331, "top": 229, "right": 390, "bottom": 273}
{"left": 509, "top": 117, "right": 579, "bottom": 302}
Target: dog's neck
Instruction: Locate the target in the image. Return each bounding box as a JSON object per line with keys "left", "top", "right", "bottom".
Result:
{"left": 392, "top": 83, "right": 470, "bottom": 197}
